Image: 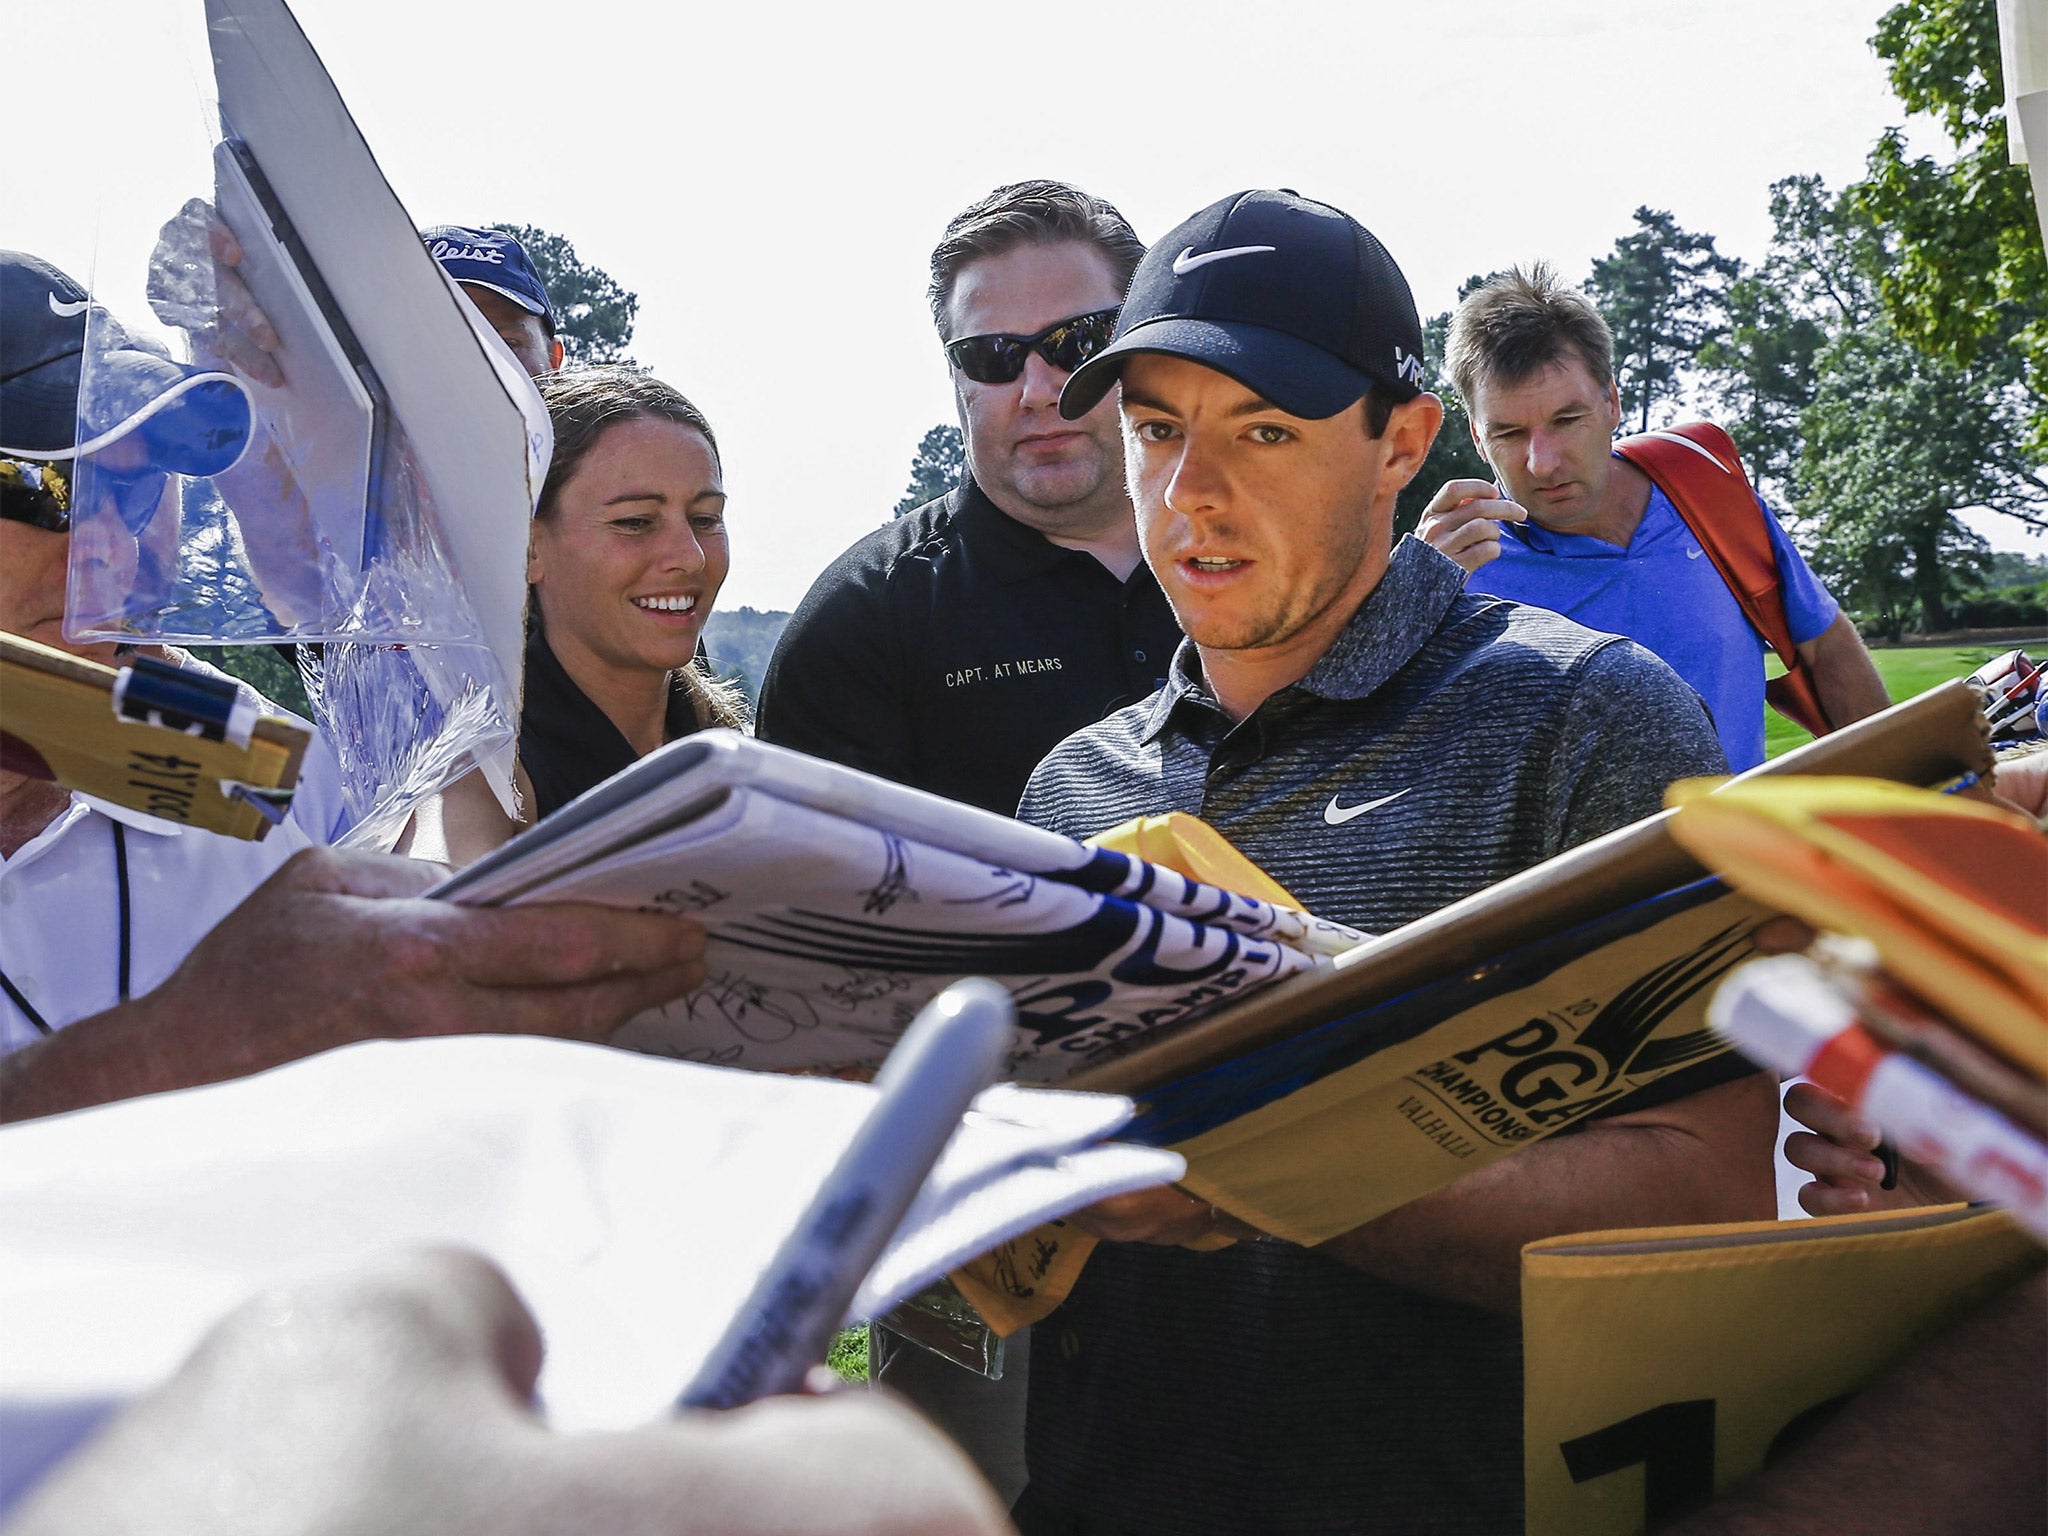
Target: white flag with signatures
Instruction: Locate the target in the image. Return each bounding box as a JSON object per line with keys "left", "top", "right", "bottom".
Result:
{"left": 435, "top": 731, "right": 1364, "bottom": 1080}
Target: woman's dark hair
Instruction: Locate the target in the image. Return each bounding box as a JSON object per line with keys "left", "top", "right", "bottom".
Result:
{"left": 536, "top": 366, "right": 721, "bottom": 518}
{"left": 532, "top": 366, "right": 748, "bottom": 731}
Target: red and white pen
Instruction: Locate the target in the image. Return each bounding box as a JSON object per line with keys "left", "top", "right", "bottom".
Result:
{"left": 1711, "top": 955, "right": 2048, "bottom": 1240}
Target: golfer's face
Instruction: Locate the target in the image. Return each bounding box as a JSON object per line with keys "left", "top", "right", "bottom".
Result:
{"left": 1118, "top": 354, "right": 1389, "bottom": 662}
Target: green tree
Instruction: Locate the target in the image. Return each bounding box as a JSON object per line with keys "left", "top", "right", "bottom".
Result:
{"left": 893, "top": 424, "right": 966, "bottom": 516}
{"left": 1797, "top": 317, "right": 2005, "bottom": 634}
{"left": 1698, "top": 177, "right": 1880, "bottom": 498}
{"left": 490, "top": 223, "right": 639, "bottom": 366}
{"left": 192, "top": 643, "right": 311, "bottom": 719}
{"left": 1700, "top": 275, "right": 1826, "bottom": 499}
{"left": 1394, "top": 300, "right": 1491, "bottom": 540}
{"left": 699, "top": 606, "right": 793, "bottom": 703}
{"left": 1850, "top": 0, "right": 2048, "bottom": 459}
{"left": 1586, "top": 208, "right": 1741, "bottom": 434}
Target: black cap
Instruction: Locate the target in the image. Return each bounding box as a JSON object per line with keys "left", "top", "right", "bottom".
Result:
{"left": 1, "top": 249, "right": 250, "bottom": 474}
{"left": 1059, "top": 189, "right": 1427, "bottom": 421}
{"left": 0, "top": 250, "right": 92, "bottom": 457}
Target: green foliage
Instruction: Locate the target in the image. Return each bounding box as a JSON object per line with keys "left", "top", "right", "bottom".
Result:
{"left": 1851, "top": 0, "right": 2048, "bottom": 460}
{"left": 1796, "top": 316, "right": 1999, "bottom": 634}
{"left": 1983, "top": 549, "right": 2048, "bottom": 589}
{"left": 490, "top": 223, "right": 639, "bottom": 367}
{"left": 1395, "top": 305, "right": 1490, "bottom": 540}
{"left": 894, "top": 425, "right": 966, "bottom": 517}
{"left": 1699, "top": 275, "right": 1826, "bottom": 497}
{"left": 827, "top": 1325, "right": 869, "bottom": 1383}
{"left": 1586, "top": 208, "right": 1740, "bottom": 434}
{"left": 1945, "top": 578, "right": 2048, "bottom": 627}
{"left": 1702, "top": 14, "right": 2048, "bottom": 640}
{"left": 700, "top": 606, "right": 792, "bottom": 703}
{"left": 1699, "top": 177, "right": 1881, "bottom": 497}
{"left": 190, "top": 643, "right": 311, "bottom": 719}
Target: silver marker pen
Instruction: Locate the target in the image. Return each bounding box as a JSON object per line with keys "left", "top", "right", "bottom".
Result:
{"left": 677, "top": 978, "right": 1016, "bottom": 1410}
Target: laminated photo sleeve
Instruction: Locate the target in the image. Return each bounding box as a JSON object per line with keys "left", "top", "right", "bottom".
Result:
{"left": 62, "top": 0, "right": 553, "bottom": 840}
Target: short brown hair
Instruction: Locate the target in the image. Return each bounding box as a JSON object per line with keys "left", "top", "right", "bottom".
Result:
{"left": 1444, "top": 263, "right": 1613, "bottom": 409}
{"left": 927, "top": 180, "right": 1145, "bottom": 336}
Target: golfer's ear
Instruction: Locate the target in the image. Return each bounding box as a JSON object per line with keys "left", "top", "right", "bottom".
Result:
{"left": 1382, "top": 392, "right": 1444, "bottom": 493}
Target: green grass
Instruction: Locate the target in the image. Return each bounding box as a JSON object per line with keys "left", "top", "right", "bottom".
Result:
{"left": 827, "top": 1325, "right": 869, "bottom": 1383}
{"left": 1763, "top": 643, "right": 2022, "bottom": 759}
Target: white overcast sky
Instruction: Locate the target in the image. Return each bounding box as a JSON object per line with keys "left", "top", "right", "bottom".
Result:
{"left": 9, "top": 0, "right": 2033, "bottom": 610}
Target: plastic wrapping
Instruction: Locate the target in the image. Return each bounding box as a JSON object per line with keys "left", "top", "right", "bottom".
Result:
{"left": 873, "top": 1283, "right": 1007, "bottom": 1379}
{"left": 60, "top": 3, "right": 548, "bottom": 840}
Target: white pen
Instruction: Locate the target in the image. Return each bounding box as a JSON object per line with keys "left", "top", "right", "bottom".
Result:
{"left": 677, "top": 978, "right": 1017, "bottom": 1410}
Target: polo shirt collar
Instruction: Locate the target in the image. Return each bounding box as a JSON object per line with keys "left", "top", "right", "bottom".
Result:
{"left": 1507, "top": 470, "right": 1670, "bottom": 559}
{"left": 1139, "top": 535, "right": 1466, "bottom": 741}
{"left": 955, "top": 480, "right": 1098, "bottom": 586}
{"left": 4, "top": 791, "right": 180, "bottom": 878}
{"left": 1141, "top": 640, "right": 1207, "bottom": 742}
{"left": 77, "top": 793, "right": 187, "bottom": 837}
{"left": 1296, "top": 536, "right": 1467, "bottom": 701}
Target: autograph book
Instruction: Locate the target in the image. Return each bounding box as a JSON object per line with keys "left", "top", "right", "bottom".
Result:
{"left": 432, "top": 731, "right": 1363, "bottom": 1082}
{"left": 954, "top": 682, "right": 1991, "bottom": 1330}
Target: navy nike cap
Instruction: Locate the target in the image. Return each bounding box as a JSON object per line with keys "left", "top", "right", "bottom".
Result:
{"left": 1059, "top": 188, "right": 1427, "bottom": 421}
{"left": 1, "top": 249, "right": 251, "bottom": 476}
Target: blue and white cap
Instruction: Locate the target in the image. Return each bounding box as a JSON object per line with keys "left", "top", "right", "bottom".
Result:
{"left": 420, "top": 225, "right": 556, "bottom": 333}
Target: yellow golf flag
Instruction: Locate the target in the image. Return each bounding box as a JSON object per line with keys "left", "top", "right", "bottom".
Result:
{"left": 1523, "top": 1204, "right": 2040, "bottom": 1536}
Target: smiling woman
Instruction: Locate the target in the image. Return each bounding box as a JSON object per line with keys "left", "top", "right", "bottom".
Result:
{"left": 514, "top": 368, "right": 748, "bottom": 820}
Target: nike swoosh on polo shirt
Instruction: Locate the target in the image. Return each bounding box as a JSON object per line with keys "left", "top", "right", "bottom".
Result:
{"left": 1324, "top": 788, "right": 1410, "bottom": 825}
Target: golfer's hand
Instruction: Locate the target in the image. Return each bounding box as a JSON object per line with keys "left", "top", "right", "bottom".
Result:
{"left": 1064, "top": 1186, "right": 1260, "bottom": 1249}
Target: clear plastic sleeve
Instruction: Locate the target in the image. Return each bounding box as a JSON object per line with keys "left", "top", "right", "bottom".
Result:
{"left": 62, "top": 59, "right": 545, "bottom": 840}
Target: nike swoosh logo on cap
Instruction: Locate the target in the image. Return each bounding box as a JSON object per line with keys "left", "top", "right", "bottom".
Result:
{"left": 1686, "top": 546, "right": 1705, "bottom": 559}
{"left": 1172, "top": 244, "right": 1277, "bottom": 276}
{"left": 1324, "top": 788, "right": 1409, "bottom": 825}
{"left": 47, "top": 294, "right": 90, "bottom": 318}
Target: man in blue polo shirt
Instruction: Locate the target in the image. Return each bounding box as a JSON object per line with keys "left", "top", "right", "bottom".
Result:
{"left": 1417, "top": 264, "right": 1889, "bottom": 770}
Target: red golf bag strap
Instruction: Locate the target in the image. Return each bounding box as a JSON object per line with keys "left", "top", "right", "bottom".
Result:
{"left": 1613, "top": 422, "right": 1832, "bottom": 738}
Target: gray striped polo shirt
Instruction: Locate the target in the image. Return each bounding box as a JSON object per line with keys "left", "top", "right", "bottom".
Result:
{"left": 1015, "top": 536, "right": 1729, "bottom": 1536}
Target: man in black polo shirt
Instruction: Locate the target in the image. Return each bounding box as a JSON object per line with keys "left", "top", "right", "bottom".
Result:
{"left": 755, "top": 180, "right": 1182, "bottom": 1503}
{"left": 757, "top": 180, "right": 1180, "bottom": 817}
{"left": 1009, "top": 190, "right": 1779, "bottom": 1535}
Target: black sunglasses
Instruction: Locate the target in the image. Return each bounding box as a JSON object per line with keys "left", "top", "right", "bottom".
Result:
{"left": 0, "top": 458, "right": 71, "bottom": 533}
{"left": 945, "top": 308, "right": 1120, "bottom": 385}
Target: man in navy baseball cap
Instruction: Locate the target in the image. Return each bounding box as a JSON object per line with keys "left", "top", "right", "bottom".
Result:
{"left": 1043, "top": 188, "right": 1443, "bottom": 721}
{"left": 420, "top": 225, "right": 563, "bottom": 377}
{"left": 2, "top": 249, "right": 252, "bottom": 478}
{"left": 1007, "top": 191, "right": 1765, "bottom": 1536}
